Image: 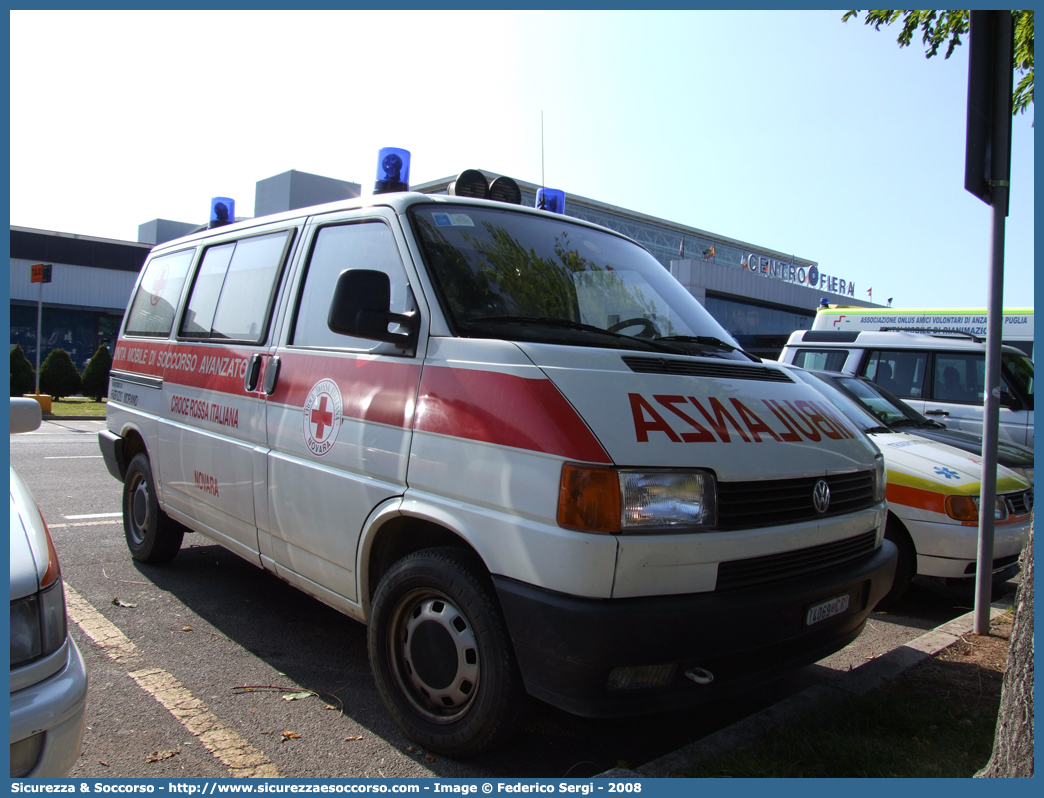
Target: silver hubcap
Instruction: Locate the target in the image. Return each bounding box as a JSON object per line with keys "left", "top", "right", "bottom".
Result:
{"left": 129, "top": 477, "right": 149, "bottom": 544}
{"left": 390, "top": 590, "right": 480, "bottom": 723}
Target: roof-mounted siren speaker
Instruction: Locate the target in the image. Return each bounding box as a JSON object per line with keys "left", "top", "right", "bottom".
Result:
{"left": 209, "top": 197, "right": 235, "bottom": 229}
{"left": 374, "top": 147, "right": 411, "bottom": 194}
{"left": 488, "top": 176, "right": 522, "bottom": 205}
{"left": 536, "top": 188, "right": 566, "bottom": 214}
{"left": 447, "top": 169, "right": 489, "bottom": 199}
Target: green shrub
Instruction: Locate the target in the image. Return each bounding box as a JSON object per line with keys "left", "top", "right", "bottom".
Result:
{"left": 10, "top": 345, "right": 36, "bottom": 396}
{"left": 39, "top": 348, "right": 81, "bottom": 401}
{"left": 80, "top": 345, "right": 113, "bottom": 401}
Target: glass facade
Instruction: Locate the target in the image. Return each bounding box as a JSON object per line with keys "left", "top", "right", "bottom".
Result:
{"left": 10, "top": 304, "right": 123, "bottom": 373}
{"left": 704, "top": 294, "right": 814, "bottom": 358}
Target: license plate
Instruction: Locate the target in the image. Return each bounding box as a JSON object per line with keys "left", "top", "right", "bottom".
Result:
{"left": 805, "top": 594, "right": 850, "bottom": 626}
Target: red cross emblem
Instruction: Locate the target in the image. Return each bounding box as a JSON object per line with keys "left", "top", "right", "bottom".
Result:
{"left": 303, "top": 379, "right": 342, "bottom": 457}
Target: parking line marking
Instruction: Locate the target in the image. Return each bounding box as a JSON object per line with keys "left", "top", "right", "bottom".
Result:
{"left": 63, "top": 583, "right": 282, "bottom": 778}
{"left": 48, "top": 520, "right": 122, "bottom": 529}
{"left": 45, "top": 456, "right": 104, "bottom": 459}
{"left": 63, "top": 512, "right": 123, "bottom": 519}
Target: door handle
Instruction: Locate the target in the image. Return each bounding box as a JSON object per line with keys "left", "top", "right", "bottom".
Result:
{"left": 924, "top": 410, "right": 950, "bottom": 416}
{"left": 244, "top": 354, "right": 263, "bottom": 392}
{"left": 263, "top": 356, "right": 281, "bottom": 395}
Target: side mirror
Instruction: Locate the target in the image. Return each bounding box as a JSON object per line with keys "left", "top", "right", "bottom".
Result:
{"left": 328, "top": 269, "right": 418, "bottom": 349}
{"left": 999, "top": 391, "right": 1021, "bottom": 410}
{"left": 11, "top": 397, "right": 43, "bottom": 434}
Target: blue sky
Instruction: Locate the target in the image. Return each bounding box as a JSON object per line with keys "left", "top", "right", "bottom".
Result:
{"left": 10, "top": 10, "right": 1034, "bottom": 309}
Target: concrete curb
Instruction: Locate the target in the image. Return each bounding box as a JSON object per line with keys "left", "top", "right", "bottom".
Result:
{"left": 43, "top": 416, "right": 105, "bottom": 421}
{"left": 596, "top": 596, "right": 1015, "bottom": 779}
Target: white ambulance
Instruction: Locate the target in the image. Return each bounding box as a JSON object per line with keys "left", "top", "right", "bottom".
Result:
{"left": 99, "top": 157, "right": 895, "bottom": 756}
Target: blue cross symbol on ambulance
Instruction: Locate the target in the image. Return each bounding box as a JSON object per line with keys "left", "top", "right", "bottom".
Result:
{"left": 934, "top": 467, "right": 960, "bottom": 480}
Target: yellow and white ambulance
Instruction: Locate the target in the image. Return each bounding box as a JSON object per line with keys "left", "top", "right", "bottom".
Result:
{"left": 99, "top": 156, "right": 895, "bottom": 756}
{"left": 788, "top": 368, "right": 1033, "bottom": 605}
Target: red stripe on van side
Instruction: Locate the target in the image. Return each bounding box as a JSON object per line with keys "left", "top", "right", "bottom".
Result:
{"left": 414, "top": 366, "right": 611, "bottom": 463}
{"left": 269, "top": 352, "right": 422, "bottom": 429}
{"left": 113, "top": 341, "right": 254, "bottom": 394}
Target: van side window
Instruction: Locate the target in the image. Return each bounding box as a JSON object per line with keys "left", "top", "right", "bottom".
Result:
{"left": 180, "top": 231, "right": 291, "bottom": 343}
{"left": 863, "top": 350, "right": 927, "bottom": 398}
{"left": 793, "top": 349, "right": 848, "bottom": 372}
{"left": 933, "top": 353, "right": 984, "bottom": 404}
{"left": 291, "top": 222, "right": 412, "bottom": 351}
{"left": 124, "top": 249, "right": 195, "bottom": 337}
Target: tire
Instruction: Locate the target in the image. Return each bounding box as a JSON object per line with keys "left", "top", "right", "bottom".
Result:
{"left": 878, "top": 515, "right": 915, "bottom": 608}
{"left": 368, "top": 547, "right": 526, "bottom": 757}
{"left": 122, "top": 453, "right": 184, "bottom": 564}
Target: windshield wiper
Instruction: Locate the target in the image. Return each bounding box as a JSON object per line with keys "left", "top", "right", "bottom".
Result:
{"left": 864, "top": 425, "right": 893, "bottom": 434}
{"left": 462, "top": 316, "right": 683, "bottom": 354}
{"left": 656, "top": 335, "right": 761, "bottom": 362}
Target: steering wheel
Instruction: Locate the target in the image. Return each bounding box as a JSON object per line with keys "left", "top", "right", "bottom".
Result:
{"left": 607, "top": 317, "right": 661, "bottom": 339}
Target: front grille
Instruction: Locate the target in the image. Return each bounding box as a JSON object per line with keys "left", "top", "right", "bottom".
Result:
{"left": 716, "top": 531, "right": 878, "bottom": 591}
{"left": 621, "top": 356, "right": 792, "bottom": 383}
{"left": 716, "top": 471, "right": 876, "bottom": 530}
{"left": 1005, "top": 489, "right": 1034, "bottom": 516}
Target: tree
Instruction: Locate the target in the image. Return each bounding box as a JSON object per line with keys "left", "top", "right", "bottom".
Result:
{"left": 10, "top": 345, "right": 36, "bottom": 397}
{"left": 39, "top": 348, "right": 81, "bottom": 400}
{"left": 842, "top": 10, "right": 1034, "bottom": 115}
{"left": 976, "top": 522, "right": 1034, "bottom": 778}
{"left": 80, "top": 345, "right": 113, "bottom": 402}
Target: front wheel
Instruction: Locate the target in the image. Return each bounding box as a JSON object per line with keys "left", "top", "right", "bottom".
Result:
{"left": 122, "top": 453, "right": 184, "bottom": 564}
{"left": 368, "top": 548, "right": 526, "bottom": 757}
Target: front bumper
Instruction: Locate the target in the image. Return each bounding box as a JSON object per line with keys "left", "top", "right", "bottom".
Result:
{"left": 98, "top": 429, "right": 126, "bottom": 482}
{"left": 10, "top": 635, "right": 88, "bottom": 777}
{"left": 494, "top": 540, "right": 897, "bottom": 717}
{"left": 904, "top": 514, "right": 1031, "bottom": 579}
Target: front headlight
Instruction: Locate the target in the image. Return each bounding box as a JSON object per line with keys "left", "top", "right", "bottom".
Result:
{"left": 873, "top": 454, "right": 887, "bottom": 503}
{"left": 620, "top": 471, "right": 716, "bottom": 529}
{"left": 10, "top": 580, "right": 67, "bottom": 668}
{"left": 944, "top": 495, "right": 1010, "bottom": 523}
{"left": 558, "top": 464, "right": 716, "bottom": 533}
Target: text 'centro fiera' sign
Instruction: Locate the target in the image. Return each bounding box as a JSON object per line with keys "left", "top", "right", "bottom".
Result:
{"left": 742, "top": 254, "right": 855, "bottom": 297}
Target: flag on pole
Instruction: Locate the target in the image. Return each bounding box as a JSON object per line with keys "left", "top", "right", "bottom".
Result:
{"left": 678, "top": 237, "right": 685, "bottom": 258}
{"left": 702, "top": 245, "right": 715, "bottom": 260}
{"left": 867, "top": 288, "right": 872, "bottom": 299}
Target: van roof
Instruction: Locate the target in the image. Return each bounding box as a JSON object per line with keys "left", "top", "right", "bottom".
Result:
{"left": 785, "top": 328, "right": 1024, "bottom": 353}
{"left": 147, "top": 192, "right": 632, "bottom": 254}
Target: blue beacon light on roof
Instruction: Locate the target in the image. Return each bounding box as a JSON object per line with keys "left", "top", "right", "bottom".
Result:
{"left": 374, "top": 147, "right": 411, "bottom": 194}
{"left": 209, "top": 197, "right": 235, "bottom": 229}
{"left": 536, "top": 188, "right": 566, "bottom": 215}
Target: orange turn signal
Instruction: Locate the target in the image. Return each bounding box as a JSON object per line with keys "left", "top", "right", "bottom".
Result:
{"left": 944, "top": 495, "right": 978, "bottom": 522}
{"left": 558, "top": 464, "right": 621, "bottom": 534}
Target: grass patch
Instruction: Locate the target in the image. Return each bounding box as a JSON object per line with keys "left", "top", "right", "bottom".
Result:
{"left": 46, "top": 397, "right": 109, "bottom": 418}
{"left": 675, "top": 614, "right": 1010, "bottom": 778}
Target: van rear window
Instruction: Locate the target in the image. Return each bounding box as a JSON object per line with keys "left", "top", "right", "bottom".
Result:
{"left": 124, "top": 248, "right": 195, "bottom": 337}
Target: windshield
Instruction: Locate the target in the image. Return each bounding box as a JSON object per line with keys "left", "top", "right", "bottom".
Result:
{"left": 788, "top": 369, "right": 886, "bottom": 433}
{"left": 409, "top": 204, "right": 749, "bottom": 359}
{"left": 833, "top": 374, "right": 930, "bottom": 428}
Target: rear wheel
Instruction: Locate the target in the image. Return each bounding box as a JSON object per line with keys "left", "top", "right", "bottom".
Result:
{"left": 878, "top": 515, "right": 915, "bottom": 608}
{"left": 368, "top": 547, "right": 526, "bottom": 757}
{"left": 123, "top": 453, "right": 184, "bottom": 564}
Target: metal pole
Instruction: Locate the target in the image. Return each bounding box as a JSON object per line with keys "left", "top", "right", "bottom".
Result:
{"left": 973, "top": 12, "right": 1013, "bottom": 635}
{"left": 35, "top": 279, "right": 43, "bottom": 395}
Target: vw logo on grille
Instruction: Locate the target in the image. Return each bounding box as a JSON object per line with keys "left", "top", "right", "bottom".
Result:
{"left": 812, "top": 479, "right": 831, "bottom": 514}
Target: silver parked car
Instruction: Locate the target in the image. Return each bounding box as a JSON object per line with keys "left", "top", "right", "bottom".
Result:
{"left": 10, "top": 398, "right": 88, "bottom": 777}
